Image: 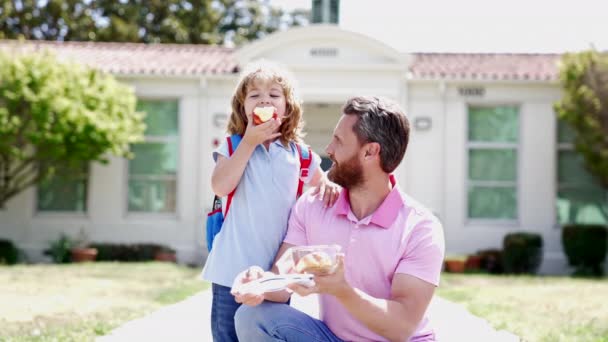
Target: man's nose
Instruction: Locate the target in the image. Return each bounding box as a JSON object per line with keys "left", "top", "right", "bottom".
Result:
{"left": 325, "top": 144, "right": 333, "bottom": 156}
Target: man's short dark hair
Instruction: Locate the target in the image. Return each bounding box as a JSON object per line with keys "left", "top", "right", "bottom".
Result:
{"left": 342, "top": 96, "right": 410, "bottom": 173}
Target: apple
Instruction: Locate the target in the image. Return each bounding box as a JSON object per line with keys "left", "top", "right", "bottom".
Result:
{"left": 252, "top": 106, "right": 278, "bottom": 125}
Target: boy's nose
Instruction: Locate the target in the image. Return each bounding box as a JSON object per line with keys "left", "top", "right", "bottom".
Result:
{"left": 258, "top": 97, "right": 271, "bottom": 106}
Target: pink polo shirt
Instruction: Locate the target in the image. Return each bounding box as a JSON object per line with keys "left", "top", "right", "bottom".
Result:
{"left": 284, "top": 182, "right": 445, "bottom": 342}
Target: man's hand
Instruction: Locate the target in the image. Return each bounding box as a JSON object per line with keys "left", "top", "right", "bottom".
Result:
{"left": 231, "top": 266, "right": 267, "bottom": 306}
{"left": 287, "top": 254, "right": 350, "bottom": 297}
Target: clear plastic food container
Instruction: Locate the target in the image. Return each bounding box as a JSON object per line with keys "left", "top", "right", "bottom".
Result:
{"left": 289, "top": 245, "right": 342, "bottom": 275}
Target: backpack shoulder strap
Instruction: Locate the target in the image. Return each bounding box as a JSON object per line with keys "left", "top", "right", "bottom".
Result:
{"left": 295, "top": 143, "right": 312, "bottom": 199}
{"left": 225, "top": 134, "right": 242, "bottom": 215}
{"left": 227, "top": 134, "right": 242, "bottom": 155}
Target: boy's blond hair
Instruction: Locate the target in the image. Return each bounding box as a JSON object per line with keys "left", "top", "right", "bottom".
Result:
{"left": 227, "top": 60, "right": 304, "bottom": 145}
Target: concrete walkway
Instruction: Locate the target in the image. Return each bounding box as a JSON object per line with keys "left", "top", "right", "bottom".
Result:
{"left": 99, "top": 291, "right": 519, "bottom": 341}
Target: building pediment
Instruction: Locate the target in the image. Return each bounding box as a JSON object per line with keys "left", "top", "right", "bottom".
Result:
{"left": 234, "top": 25, "right": 410, "bottom": 71}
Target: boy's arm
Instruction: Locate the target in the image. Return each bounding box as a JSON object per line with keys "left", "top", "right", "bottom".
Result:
{"left": 308, "top": 165, "right": 325, "bottom": 187}
{"left": 213, "top": 115, "right": 281, "bottom": 197}
{"left": 211, "top": 142, "right": 256, "bottom": 197}
{"left": 309, "top": 166, "right": 340, "bottom": 207}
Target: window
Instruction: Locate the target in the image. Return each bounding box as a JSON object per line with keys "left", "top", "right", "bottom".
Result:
{"left": 329, "top": 0, "right": 339, "bottom": 23}
{"left": 312, "top": 0, "right": 339, "bottom": 24}
{"left": 556, "top": 122, "right": 607, "bottom": 225}
{"left": 128, "top": 100, "right": 179, "bottom": 213}
{"left": 467, "top": 105, "right": 519, "bottom": 220}
{"left": 37, "top": 164, "right": 88, "bottom": 212}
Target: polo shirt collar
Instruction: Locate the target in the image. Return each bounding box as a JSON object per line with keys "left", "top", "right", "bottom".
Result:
{"left": 335, "top": 175, "right": 404, "bottom": 229}
{"left": 271, "top": 138, "right": 291, "bottom": 151}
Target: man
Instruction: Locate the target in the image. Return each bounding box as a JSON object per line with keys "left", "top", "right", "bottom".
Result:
{"left": 231, "top": 96, "right": 445, "bottom": 342}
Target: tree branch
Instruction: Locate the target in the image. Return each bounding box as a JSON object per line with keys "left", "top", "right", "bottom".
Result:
{"left": 586, "top": 60, "right": 608, "bottom": 133}
{"left": 14, "top": 100, "right": 33, "bottom": 149}
{"left": 7, "top": 156, "right": 38, "bottom": 182}
{"left": 0, "top": 172, "right": 45, "bottom": 206}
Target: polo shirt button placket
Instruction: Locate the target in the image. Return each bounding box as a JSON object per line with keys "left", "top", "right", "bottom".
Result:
{"left": 347, "top": 222, "right": 355, "bottom": 245}
{"left": 350, "top": 222, "right": 360, "bottom": 244}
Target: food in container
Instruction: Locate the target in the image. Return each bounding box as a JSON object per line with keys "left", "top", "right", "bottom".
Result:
{"left": 291, "top": 245, "right": 341, "bottom": 275}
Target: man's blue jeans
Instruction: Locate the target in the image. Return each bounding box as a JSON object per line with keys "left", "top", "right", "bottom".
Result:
{"left": 234, "top": 301, "right": 344, "bottom": 342}
{"left": 211, "top": 283, "right": 241, "bottom": 342}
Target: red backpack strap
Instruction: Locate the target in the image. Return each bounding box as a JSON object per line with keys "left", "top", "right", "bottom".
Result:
{"left": 224, "top": 134, "right": 242, "bottom": 216}
{"left": 295, "top": 143, "right": 312, "bottom": 198}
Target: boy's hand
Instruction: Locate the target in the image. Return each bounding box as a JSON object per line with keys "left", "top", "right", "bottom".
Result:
{"left": 311, "top": 176, "right": 341, "bottom": 207}
{"left": 242, "top": 111, "right": 282, "bottom": 147}
{"left": 231, "top": 266, "right": 266, "bottom": 306}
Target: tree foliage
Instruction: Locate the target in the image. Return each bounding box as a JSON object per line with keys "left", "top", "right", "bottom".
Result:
{"left": 0, "top": 51, "right": 145, "bottom": 208}
{"left": 0, "top": 0, "right": 309, "bottom": 45}
{"left": 554, "top": 50, "right": 608, "bottom": 189}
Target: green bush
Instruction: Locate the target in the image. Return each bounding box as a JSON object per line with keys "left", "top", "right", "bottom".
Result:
{"left": 562, "top": 225, "right": 608, "bottom": 276}
{"left": 476, "top": 248, "right": 504, "bottom": 274}
{"left": 0, "top": 239, "right": 18, "bottom": 265}
{"left": 44, "top": 234, "right": 73, "bottom": 263}
{"left": 503, "top": 232, "right": 543, "bottom": 274}
{"left": 90, "top": 243, "right": 165, "bottom": 262}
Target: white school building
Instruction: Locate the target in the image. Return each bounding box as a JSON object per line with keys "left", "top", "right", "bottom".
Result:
{"left": 1, "top": 25, "right": 606, "bottom": 274}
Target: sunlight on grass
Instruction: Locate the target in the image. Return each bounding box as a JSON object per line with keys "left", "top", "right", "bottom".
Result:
{"left": 437, "top": 273, "right": 608, "bottom": 342}
{"left": 155, "top": 281, "right": 209, "bottom": 305}
{"left": 0, "top": 262, "right": 209, "bottom": 341}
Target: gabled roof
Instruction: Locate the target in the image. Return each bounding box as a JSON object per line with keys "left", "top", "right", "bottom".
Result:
{"left": 0, "top": 39, "right": 562, "bottom": 81}
{"left": 410, "top": 53, "right": 560, "bottom": 81}
{"left": 0, "top": 40, "right": 238, "bottom": 76}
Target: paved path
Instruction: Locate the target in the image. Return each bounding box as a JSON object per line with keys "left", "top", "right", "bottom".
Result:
{"left": 99, "top": 291, "right": 519, "bottom": 341}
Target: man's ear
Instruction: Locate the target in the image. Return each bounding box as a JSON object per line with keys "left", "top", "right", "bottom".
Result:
{"left": 364, "top": 142, "right": 381, "bottom": 159}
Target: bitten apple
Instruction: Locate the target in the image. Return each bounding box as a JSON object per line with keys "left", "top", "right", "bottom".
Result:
{"left": 252, "top": 106, "right": 278, "bottom": 125}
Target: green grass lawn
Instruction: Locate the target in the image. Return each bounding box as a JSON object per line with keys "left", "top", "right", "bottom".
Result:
{"left": 2, "top": 264, "right": 607, "bottom": 342}
{"left": 437, "top": 273, "right": 608, "bottom": 342}
{"left": 0, "top": 262, "right": 209, "bottom": 341}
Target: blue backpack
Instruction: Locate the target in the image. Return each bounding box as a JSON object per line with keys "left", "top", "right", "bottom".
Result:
{"left": 205, "top": 134, "right": 312, "bottom": 251}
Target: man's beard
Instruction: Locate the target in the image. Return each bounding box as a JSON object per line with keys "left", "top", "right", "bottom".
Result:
{"left": 327, "top": 154, "right": 364, "bottom": 189}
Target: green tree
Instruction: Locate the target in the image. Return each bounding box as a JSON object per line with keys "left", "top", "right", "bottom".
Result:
{"left": 554, "top": 50, "right": 608, "bottom": 189}
{"left": 0, "top": 0, "right": 100, "bottom": 41}
{"left": 0, "top": 0, "right": 308, "bottom": 45}
{"left": 0, "top": 51, "right": 145, "bottom": 208}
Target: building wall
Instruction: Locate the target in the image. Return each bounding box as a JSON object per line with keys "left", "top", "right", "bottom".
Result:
{"left": 303, "top": 103, "right": 343, "bottom": 155}
{"left": 0, "top": 77, "right": 215, "bottom": 265}
{"left": 407, "top": 81, "right": 574, "bottom": 274}
{"left": 2, "top": 26, "right": 603, "bottom": 273}
{"left": 0, "top": 74, "right": 583, "bottom": 273}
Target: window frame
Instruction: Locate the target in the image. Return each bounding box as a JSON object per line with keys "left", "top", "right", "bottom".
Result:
{"left": 555, "top": 122, "right": 608, "bottom": 227}
{"left": 33, "top": 163, "right": 91, "bottom": 217}
{"left": 124, "top": 98, "right": 181, "bottom": 219}
{"left": 465, "top": 103, "right": 521, "bottom": 225}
